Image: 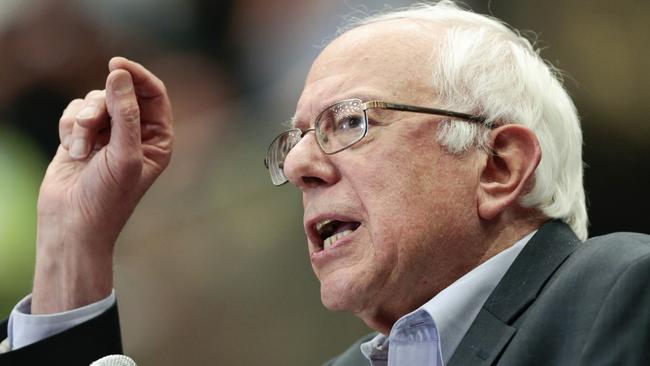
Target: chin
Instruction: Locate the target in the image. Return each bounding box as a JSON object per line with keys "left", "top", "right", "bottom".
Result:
{"left": 318, "top": 273, "right": 378, "bottom": 315}
{"left": 320, "top": 285, "right": 355, "bottom": 312}
{"left": 318, "top": 275, "right": 361, "bottom": 311}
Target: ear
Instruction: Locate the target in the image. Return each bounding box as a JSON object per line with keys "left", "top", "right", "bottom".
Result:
{"left": 477, "top": 124, "right": 542, "bottom": 220}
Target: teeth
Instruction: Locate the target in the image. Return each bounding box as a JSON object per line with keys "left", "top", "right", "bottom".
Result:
{"left": 316, "top": 219, "right": 334, "bottom": 233}
{"left": 323, "top": 229, "right": 354, "bottom": 250}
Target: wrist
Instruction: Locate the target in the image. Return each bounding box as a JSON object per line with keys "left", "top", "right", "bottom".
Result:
{"left": 32, "top": 223, "right": 115, "bottom": 314}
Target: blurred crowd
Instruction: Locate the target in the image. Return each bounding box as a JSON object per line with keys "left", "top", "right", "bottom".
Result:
{"left": 0, "top": 0, "right": 648, "bottom": 365}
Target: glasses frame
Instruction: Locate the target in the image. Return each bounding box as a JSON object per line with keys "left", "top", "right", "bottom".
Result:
{"left": 265, "top": 98, "right": 488, "bottom": 186}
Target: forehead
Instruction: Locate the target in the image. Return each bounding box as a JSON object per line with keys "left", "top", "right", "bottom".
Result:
{"left": 293, "top": 19, "right": 443, "bottom": 128}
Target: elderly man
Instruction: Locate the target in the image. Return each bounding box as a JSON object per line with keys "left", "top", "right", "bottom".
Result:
{"left": 1, "top": 1, "right": 649, "bottom": 365}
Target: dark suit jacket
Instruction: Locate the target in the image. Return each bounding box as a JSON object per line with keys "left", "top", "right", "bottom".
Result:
{"left": 0, "top": 302, "right": 122, "bottom": 365}
{"left": 1, "top": 221, "right": 648, "bottom": 365}
{"left": 326, "top": 221, "right": 650, "bottom": 365}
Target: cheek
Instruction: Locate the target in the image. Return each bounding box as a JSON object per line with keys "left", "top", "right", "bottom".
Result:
{"left": 351, "top": 147, "right": 477, "bottom": 253}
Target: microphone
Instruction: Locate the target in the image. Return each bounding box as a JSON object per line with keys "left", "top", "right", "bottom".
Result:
{"left": 90, "top": 355, "right": 137, "bottom": 366}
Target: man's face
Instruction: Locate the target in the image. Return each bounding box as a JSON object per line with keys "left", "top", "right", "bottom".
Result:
{"left": 284, "top": 21, "right": 486, "bottom": 330}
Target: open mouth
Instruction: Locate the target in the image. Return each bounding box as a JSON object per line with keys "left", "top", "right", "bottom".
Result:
{"left": 315, "top": 219, "right": 361, "bottom": 250}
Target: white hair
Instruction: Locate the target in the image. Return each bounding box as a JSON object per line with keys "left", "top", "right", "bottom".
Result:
{"left": 343, "top": 1, "right": 588, "bottom": 240}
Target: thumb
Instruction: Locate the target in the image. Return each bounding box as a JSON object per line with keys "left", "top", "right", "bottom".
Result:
{"left": 105, "top": 69, "right": 143, "bottom": 181}
{"left": 106, "top": 69, "right": 141, "bottom": 152}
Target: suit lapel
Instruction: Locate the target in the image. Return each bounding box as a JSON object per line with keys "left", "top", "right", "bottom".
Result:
{"left": 448, "top": 220, "right": 580, "bottom": 366}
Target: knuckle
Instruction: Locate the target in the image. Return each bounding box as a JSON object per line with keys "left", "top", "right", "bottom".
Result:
{"left": 119, "top": 102, "right": 140, "bottom": 123}
{"left": 74, "top": 124, "right": 91, "bottom": 137}
{"left": 59, "top": 115, "right": 71, "bottom": 126}
{"left": 85, "top": 89, "right": 103, "bottom": 99}
{"left": 158, "top": 80, "right": 168, "bottom": 95}
{"left": 61, "top": 99, "right": 84, "bottom": 122}
{"left": 65, "top": 98, "right": 84, "bottom": 111}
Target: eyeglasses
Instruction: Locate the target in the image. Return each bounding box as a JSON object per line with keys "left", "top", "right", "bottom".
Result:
{"left": 264, "top": 98, "right": 487, "bottom": 186}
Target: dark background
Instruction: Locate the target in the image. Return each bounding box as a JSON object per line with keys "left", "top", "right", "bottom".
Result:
{"left": 0, "top": 0, "right": 647, "bottom": 364}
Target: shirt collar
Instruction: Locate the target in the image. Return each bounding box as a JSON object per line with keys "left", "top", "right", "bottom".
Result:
{"left": 422, "top": 230, "right": 536, "bottom": 362}
{"left": 360, "top": 230, "right": 536, "bottom": 365}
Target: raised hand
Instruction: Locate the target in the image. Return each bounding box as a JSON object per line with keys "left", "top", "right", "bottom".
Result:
{"left": 32, "top": 57, "right": 173, "bottom": 313}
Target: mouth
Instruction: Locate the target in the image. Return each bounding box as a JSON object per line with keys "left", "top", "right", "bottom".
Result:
{"left": 310, "top": 218, "right": 361, "bottom": 251}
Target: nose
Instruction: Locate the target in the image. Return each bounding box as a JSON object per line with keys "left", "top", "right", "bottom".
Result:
{"left": 283, "top": 131, "right": 339, "bottom": 190}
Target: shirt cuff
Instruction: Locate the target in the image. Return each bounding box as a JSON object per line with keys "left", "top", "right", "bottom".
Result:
{"left": 7, "top": 290, "right": 116, "bottom": 350}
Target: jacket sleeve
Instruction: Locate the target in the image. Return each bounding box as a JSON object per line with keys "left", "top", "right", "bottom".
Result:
{"left": 0, "top": 302, "right": 122, "bottom": 365}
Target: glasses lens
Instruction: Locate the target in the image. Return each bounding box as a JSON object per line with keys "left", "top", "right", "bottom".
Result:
{"left": 316, "top": 99, "right": 366, "bottom": 153}
{"left": 266, "top": 129, "right": 301, "bottom": 185}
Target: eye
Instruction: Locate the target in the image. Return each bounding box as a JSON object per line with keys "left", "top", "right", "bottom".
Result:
{"left": 336, "top": 115, "right": 364, "bottom": 131}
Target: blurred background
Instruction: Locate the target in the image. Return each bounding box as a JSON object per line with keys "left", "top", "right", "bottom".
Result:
{"left": 0, "top": 0, "right": 648, "bottom": 364}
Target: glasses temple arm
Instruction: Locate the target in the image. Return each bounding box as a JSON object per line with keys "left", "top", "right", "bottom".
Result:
{"left": 365, "top": 101, "right": 486, "bottom": 123}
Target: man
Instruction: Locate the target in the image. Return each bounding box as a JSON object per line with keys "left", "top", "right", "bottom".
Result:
{"left": 1, "top": 1, "right": 649, "bottom": 365}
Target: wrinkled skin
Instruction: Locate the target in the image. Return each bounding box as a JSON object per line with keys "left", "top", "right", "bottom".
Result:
{"left": 33, "top": 57, "right": 173, "bottom": 313}
{"left": 284, "top": 19, "right": 543, "bottom": 333}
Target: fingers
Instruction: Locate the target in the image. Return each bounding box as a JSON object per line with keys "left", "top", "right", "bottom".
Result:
{"left": 108, "top": 57, "right": 172, "bottom": 130}
{"left": 59, "top": 90, "right": 110, "bottom": 160}
{"left": 57, "top": 56, "right": 172, "bottom": 174}
{"left": 109, "top": 57, "right": 167, "bottom": 100}
{"left": 59, "top": 99, "right": 84, "bottom": 148}
{"left": 70, "top": 90, "right": 109, "bottom": 159}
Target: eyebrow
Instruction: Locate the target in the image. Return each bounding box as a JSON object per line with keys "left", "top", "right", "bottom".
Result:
{"left": 288, "top": 93, "right": 384, "bottom": 130}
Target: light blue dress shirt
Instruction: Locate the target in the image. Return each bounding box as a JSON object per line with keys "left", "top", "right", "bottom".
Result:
{"left": 360, "top": 231, "right": 534, "bottom": 365}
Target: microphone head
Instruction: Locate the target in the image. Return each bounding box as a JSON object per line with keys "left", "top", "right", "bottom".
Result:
{"left": 90, "top": 355, "right": 137, "bottom": 366}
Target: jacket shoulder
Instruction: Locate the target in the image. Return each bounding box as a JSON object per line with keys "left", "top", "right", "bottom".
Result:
{"left": 574, "top": 231, "right": 650, "bottom": 267}
{"left": 584, "top": 231, "right": 650, "bottom": 247}
{"left": 549, "top": 231, "right": 650, "bottom": 297}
